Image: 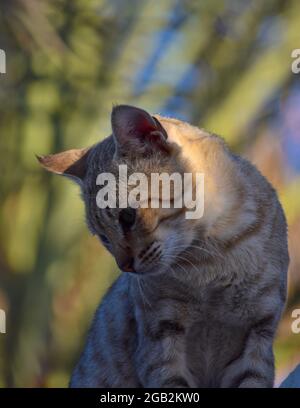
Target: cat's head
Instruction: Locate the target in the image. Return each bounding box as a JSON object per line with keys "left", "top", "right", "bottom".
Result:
{"left": 38, "top": 105, "right": 200, "bottom": 275}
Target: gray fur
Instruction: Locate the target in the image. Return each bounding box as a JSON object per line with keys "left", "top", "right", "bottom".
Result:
{"left": 49, "top": 108, "right": 288, "bottom": 388}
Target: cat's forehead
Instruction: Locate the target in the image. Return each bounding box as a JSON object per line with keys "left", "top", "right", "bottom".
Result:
{"left": 113, "top": 155, "right": 179, "bottom": 178}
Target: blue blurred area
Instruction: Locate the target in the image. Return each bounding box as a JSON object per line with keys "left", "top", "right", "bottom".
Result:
{"left": 281, "top": 84, "right": 300, "bottom": 173}
{"left": 280, "top": 365, "right": 300, "bottom": 388}
{"left": 133, "top": 1, "right": 189, "bottom": 96}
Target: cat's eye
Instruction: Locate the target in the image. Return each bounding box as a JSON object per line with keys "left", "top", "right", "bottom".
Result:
{"left": 119, "top": 208, "right": 136, "bottom": 230}
{"left": 99, "top": 233, "right": 109, "bottom": 245}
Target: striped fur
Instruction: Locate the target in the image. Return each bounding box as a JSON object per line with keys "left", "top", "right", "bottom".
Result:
{"left": 40, "top": 106, "right": 288, "bottom": 388}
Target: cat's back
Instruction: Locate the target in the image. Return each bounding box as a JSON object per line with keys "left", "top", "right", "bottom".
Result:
{"left": 235, "top": 153, "right": 289, "bottom": 267}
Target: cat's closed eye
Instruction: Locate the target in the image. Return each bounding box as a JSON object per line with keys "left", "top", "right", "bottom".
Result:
{"left": 99, "top": 233, "right": 110, "bottom": 246}
{"left": 119, "top": 208, "right": 136, "bottom": 230}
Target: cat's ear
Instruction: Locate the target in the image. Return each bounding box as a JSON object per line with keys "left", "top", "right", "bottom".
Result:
{"left": 37, "top": 147, "right": 90, "bottom": 184}
{"left": 111, "top": 105, "right": 171, "bottom": 155}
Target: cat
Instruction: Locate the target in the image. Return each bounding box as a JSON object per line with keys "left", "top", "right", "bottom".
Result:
{"left": 38, "top": 105, "right": 289, "bottom": 388}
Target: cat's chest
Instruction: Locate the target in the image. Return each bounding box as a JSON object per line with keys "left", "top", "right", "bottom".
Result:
{"left": 136, "top": 276, "right": 258, "bottom": 332}
{"left": 187, "top": 283, "right": 256, "bottom": 323}
{"left": 185, "top": 316, "right": 248, "bottom": 387}
{"left": 145, "top": 286, "right": 251, "bottom": 387}
{"left": 144, "top": 282, "right": 255, "bottom": 330}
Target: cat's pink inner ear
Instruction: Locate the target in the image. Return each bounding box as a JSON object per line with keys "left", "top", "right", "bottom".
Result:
{"left": 111, "top": 105, "right": 168, "bottom": 150}
{"left": 37, "top": 148, "right": 90, "bottom": 182}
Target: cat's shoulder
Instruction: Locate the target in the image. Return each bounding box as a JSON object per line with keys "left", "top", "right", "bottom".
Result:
{"left": 100, "top": 273, "right": 130, "bottom": 307}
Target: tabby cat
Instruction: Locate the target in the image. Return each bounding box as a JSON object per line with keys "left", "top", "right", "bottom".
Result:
{"left": 39, "top": 105, "right": 289, "bottom": 388}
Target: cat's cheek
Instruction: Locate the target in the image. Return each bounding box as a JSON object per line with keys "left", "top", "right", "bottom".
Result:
{"left": 152, "top": 223, "right": 170, "bottom": 243}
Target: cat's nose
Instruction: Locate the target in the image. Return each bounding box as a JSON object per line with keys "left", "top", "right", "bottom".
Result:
{"left": 120, "top": 257, "right": 136, "bottom": 273}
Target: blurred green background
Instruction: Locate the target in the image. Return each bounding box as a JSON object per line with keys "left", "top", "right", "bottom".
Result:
{"left": 0, "top": 0, "right": 300, "bottom": 387}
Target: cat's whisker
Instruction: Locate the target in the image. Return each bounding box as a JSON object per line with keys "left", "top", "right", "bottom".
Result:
{"left": 161, "top": 256, "right": 191, "bottom": 278}
{"left": 163, "top": 253, "right": 198, "bottom": 272}
{"left": 136, "top": 275, "right": 152, "bottom": 309}
{"left": 170, "top": 243, "right": 225, "bottom": 260}
{"left": 170, "top": 245, "right": 215, "bottom": 258}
